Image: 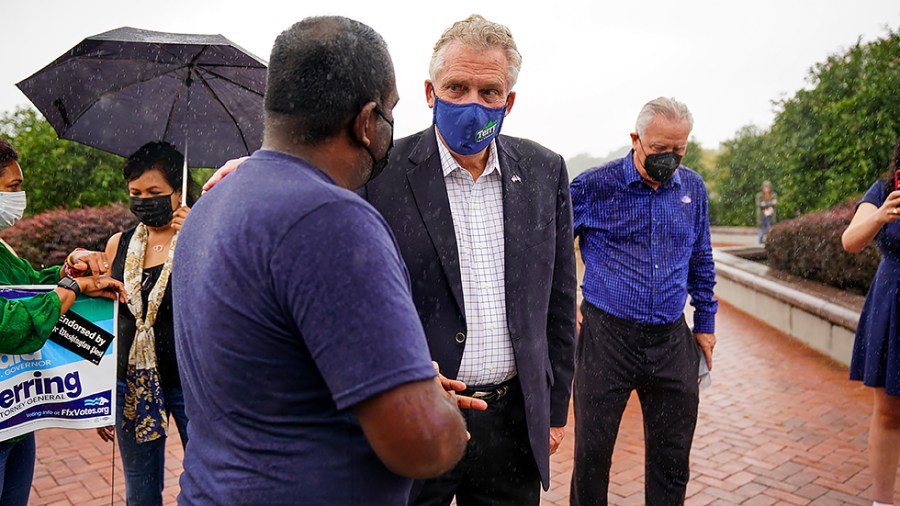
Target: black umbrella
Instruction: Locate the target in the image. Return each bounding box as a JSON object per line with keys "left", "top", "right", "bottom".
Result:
{"left": 16, "top": 26, "right": 267, "bottom": 201}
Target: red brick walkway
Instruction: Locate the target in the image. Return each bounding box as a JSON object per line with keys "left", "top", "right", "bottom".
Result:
{"left": 28, "top": 300, "right": 889, "bottom": 505}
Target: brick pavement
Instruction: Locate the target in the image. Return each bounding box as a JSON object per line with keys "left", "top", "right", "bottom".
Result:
{"left": 28, "top": 299, "right": 892, "bottom": 505}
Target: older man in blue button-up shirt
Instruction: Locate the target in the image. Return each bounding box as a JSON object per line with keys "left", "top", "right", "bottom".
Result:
{"left": 569, "top": 97, "right": 717, "bottom": 506}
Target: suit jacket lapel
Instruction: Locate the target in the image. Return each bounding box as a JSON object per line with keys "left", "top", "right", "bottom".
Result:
{"left": 499, "top": 137, "right": 527, "bottom": 339}
{"left": 405, "top": 129, "right": 466, "bottom": 317}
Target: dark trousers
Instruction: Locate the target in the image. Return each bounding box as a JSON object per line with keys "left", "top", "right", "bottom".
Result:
{"left": 571, "top": 302, "right": 700, "bottom": 506}
{"left": 411, "top": 377, "right": 540, "bottom": 506}
{"left": 0, "top": 434, "right": 35, "bottom": 506}
{"left": 115, "top": 380, "right": 189, "bottom": 506}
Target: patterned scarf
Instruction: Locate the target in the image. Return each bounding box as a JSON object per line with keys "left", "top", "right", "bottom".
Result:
{"left": 122, "top": 223, "right": 178, "bottom": 443}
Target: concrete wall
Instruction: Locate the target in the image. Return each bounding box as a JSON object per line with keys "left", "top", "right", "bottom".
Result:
{"left": 710, "top": 226, "right": 758, "bottom": 247}
{"left": 714, "top": 251, "right": 860, "bottom": 367}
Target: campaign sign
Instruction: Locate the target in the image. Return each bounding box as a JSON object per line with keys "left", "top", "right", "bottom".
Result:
{"left": 0, "top": 286, "right": 117, "bottom": 440}
{"left": 50, "top": 310, "right": 114, "bottom": 365}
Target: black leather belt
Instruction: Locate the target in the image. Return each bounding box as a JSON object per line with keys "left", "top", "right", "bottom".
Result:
{"left": 463, "top": 377, "right": 516, "bottom": 402}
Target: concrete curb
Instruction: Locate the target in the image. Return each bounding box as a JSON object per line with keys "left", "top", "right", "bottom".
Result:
{"left": 714, "top": 248, "right": 861, "bottom": 366}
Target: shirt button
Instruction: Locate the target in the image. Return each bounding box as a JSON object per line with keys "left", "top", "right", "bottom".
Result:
{"left": 654, "top": 264, "right": 659, "bottom": 269}
{"left": 455, "top": 332, "right": 466, "bottom": 343}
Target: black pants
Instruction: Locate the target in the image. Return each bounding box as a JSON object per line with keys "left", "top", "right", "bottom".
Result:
{"left": 411, "top": 377, "right": 541, "bottom": 506}
{"left": 571, "top": 302, "right": 700, "bottom": 506}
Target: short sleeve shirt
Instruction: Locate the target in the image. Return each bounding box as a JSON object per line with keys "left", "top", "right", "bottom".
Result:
{"left": 173, "top": 150, "right": 437, "bottom": 505}
{"left": 861, "top": 180, "right": 900, "bottom": 261}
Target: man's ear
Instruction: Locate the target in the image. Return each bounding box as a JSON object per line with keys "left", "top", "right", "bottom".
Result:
{"left": 425, "top": 80, "right": 435, "bottom": 109}
{"left": 504, "top": 91, "right": 516, "bottom": 116}
{"left": 352, "top": 101, "right": 379, "bottom": 147}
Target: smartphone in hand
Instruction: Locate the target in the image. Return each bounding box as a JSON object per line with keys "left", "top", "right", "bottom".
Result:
{"left": 894, "top": 169, "right": 900, "bottom": 191}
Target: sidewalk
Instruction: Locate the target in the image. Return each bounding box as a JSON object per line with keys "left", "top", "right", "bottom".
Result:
{"left": 29, "top": 299, "right": 889, "bottom": 505}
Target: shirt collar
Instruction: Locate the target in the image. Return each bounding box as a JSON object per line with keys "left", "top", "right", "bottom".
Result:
{"left": 436, "top": 126, "right": 502, "bottom": 178}
{"left": 624, "top": 149, "right": 682, "bottom": 189}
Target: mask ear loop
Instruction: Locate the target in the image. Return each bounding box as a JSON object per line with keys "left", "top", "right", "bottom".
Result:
{"left": 636, "top": 137, "right": 650, "bottom": 172}
{"left": 637, "top": 137, "right": 649, "bottom": 157}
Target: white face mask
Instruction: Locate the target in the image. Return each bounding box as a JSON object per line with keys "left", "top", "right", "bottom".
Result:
{"left": 0, "top": 191, "right": 27, "bottom": 230}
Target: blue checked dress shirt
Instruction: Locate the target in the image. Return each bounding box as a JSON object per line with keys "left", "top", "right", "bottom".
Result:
{"left": 571, "top": 151, "right": 717, "bottom": 333}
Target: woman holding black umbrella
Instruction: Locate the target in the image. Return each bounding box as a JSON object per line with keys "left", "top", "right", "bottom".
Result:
{"left": 0, "top": 138, "right": 126, "bottom": 506}
{"left": 94, "top": 141, "right": 190, "bottom": 506}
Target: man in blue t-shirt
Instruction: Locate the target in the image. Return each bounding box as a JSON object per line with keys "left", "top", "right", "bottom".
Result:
{"left": 172, "top": 17, "right": 469, "bottom": 505}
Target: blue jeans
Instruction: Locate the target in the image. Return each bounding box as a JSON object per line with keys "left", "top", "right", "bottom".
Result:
{"left": 0, "top": 434, "right": 35, "bottom": 506}
{"left": 115, "top": 380, "right": 189, "bottom": 506}
{"left": 759, "top": 215, "right": 772, "bottom": 243}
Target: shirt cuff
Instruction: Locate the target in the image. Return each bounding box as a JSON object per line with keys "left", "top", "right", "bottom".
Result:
{"left": 692, "top": 312, "right": 716, "bottom": 334}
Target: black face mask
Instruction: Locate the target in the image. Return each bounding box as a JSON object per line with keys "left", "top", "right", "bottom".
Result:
{"left": 639, "top": 139, "right": 682, "bottom": 185}
{"left": 363, "top": 107, "right": 394, "bottom": 183}
{"left": 130, "top": 194, "right": 174, "bottom": 228}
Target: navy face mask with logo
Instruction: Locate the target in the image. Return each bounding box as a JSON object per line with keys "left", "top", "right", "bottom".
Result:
{"left": 433, "top": 95, "right": 506, "bottom": 156}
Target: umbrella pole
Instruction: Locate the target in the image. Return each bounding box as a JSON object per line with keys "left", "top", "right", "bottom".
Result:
{"left": 182, "top": 144, "right": 189, "bottom": 206}
{"left": 182, "top": 73, "right": 192, "bottom": 207}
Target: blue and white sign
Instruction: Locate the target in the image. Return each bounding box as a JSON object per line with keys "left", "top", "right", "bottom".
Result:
{"left": 0, "top": 286, "right": 116, "bottom": 440}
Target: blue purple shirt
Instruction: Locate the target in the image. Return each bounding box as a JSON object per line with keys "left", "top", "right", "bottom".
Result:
{"left": 571, "top": 151, "right": 717, "bottom": 333}
{"left": 173, "top": 150, "right": 437, "bottom": 505}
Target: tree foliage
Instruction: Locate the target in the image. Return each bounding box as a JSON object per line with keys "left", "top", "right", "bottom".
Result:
{"left": 0, "top": 107, "right": 128, "bottom": 215}
{"left": 710, "top": 28, "right": 899, "bottom": 225}
{"left": 0, "top": 107, "right": 211, "bottom": 212}
{"left": 683, "top": 138, "right": 711, "bottom": 178}
{"left": 0, "top": 204, "right": 136, "bottom": 269}
{"left": 766, "top": 200, "right": 879, "bottom": 295}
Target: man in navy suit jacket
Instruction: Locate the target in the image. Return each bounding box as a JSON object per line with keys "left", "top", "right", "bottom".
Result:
{"left": 365, "top": 14, "right": 576, "bottom": 506}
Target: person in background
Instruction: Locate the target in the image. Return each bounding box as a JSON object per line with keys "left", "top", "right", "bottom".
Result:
{"left": 841, "top": 137, "right": 900, "bottom": 506}
{"left": 94, "top": 141, "right": 190, "bottom": 506}
{"left": 0, "top": 138, "right": 126, "bottom": 506}
{"left": 570, "top": 97, "right": 716, "bottom": 505}
{"left": 756, "top": 180, "right": 778, "bottom": 243}
{"left": 173, "top": 17, "right": 470, "bottom": 505}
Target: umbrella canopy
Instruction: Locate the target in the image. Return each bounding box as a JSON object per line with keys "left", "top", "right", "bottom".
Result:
{"left": 16, "top": 26, "right": 267, "bottom": 169}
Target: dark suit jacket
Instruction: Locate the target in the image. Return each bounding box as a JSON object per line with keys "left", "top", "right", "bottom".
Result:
{"left": 364, "top": 127, "right": 577, "bottom": 488}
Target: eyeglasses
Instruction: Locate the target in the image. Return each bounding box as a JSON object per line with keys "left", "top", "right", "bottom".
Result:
{"left": 638, "top": 137, "right": 687, "bottom": 156}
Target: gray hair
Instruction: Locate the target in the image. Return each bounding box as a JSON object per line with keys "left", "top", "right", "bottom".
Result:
{"left": 635, "top": 97, "right": 694, "bottom": 136}
{"left": 428, "top": 14, "right": 522, "bottom": 91}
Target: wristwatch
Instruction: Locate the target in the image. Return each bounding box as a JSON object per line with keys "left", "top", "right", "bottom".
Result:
{"left": 57, "top": 276, "right": 81, "bottom": 296}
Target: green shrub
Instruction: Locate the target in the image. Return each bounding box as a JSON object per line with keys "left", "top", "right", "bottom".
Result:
{"left": 0, "top": 204, "right": 137, "bottom": 269}
{"left": 765, "top": 200, "right": 880, "bottom": 295}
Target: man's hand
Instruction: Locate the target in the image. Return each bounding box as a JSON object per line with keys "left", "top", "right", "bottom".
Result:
{"left": 433, "top": 362, "right": 487, "bottom": 411}
{"left": 694, "top": 332, "right": 716, "bottom": 371}
{"left": 202, "top": 156, "right": 249, "bottom": 194}
{"left": 549, "top": 426, "right": 565, "bottom": 455}
{"left": 576, "top": 303, "right": 583, "bottom": 336}
{"left": 96, "top": 426, "right": 115, "bottom": 443}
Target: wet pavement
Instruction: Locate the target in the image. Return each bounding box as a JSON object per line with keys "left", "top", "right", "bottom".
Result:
{"left": 28, "top": 299, "right": 889, "bottom": 505}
